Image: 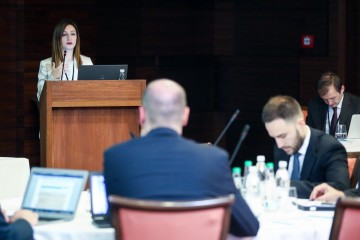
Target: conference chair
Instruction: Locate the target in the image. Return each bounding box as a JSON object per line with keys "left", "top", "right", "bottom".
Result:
{"left": 329, "top": 197, "right": 360, "bottom": 240}
{"left": 108, "top": 194, "right": 235, "bottom": 240}
{"left": 0, "top": 157, "right": 30, "bottom": 199}
{"left": 349, "top": 157, "right": 360, "bottom": 188}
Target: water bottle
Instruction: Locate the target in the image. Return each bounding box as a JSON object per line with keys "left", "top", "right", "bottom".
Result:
{"left": 232, "top": 167, "right": 242, "bottom": 190}
{"left": 256, "top": 155, "right": 266, "bottom": 199}
{"left": 119, "top": 69, "right": 125, "bottom": 80}
{"left": 264, "top": 162, "right": 277, "bottom": 211}
{"left": 243, "top": 160, "right": 253, "bottom": 178}
{"left": 245, "top": 166, "right": 261, "bottom": 212}
{"left": 243, "top": 160, "right": 252, "bottom": 187}
{"left": 275, "top": 160, "right": 290, "bottom": 210}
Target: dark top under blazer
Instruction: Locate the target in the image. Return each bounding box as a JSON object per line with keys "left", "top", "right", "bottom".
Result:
{"left": 274, "top": 127, "right": 350, "bottom": 199}
{"left": 104, "top": 128, "right": 259, "bottom": 237}
{"left": 0, "top": 212, "right": 33, "bottom": 240}
{"left": 306, "top": 92, "right": 360, "bottom": 133}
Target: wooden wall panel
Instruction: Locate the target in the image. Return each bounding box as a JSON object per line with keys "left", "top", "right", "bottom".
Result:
{"left": 0, "top": 0, "right": 355, "bottom": 168}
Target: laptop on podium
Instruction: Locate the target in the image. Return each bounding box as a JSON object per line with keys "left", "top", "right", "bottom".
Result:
{"left": 78, "top": 65, "right": 128, "bottom": 80}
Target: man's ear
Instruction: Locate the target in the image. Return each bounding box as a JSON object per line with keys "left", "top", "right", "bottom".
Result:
{"left": 139, "top": 106, "right": 145, "bottom": 126}
{"left": 182, "top": 107, "right": 190, "bottom": 126}
{"left": 340, "top": 85, "right": 345, "bottom": 93}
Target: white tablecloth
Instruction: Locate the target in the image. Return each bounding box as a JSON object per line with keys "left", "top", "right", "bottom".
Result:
{"left": 341, "top": 138, "right": 360, "bottom": 153}
{"left": 1, "top": 192, "right": 334, "bottom": 240}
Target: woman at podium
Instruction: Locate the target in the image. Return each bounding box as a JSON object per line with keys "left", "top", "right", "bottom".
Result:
{"left": 37, "top": 19, "right": 93, "bottom": 101}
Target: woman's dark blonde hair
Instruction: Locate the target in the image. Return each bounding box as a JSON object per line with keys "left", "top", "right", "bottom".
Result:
{"left": 51, "top": 19, "right": 82, "bottom": 68}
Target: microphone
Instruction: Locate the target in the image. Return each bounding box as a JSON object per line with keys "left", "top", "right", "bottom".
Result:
{"left": 228, "top": 124, "right": 250, "bottom": 166}
{"left": 213, "top": 109, "right": 240, "bottom": 146}
{"left": 129, "top": 131, "right": 135, "bottom": 139}
{"left": 60, "top": 50, "right": 66, "bottom": 81}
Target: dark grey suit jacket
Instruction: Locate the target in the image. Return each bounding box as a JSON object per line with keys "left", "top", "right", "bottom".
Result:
{"left": 274, "top": 127, "right": 350, "bottom": 199}
{"left": 0, "top": 212, "right": 33, "bottom": 240}
{"left": 306, "top": 92, "right": 360, "bottom": 133}
{"left": 104, "top": 128, "right": 259, "bottom": 237}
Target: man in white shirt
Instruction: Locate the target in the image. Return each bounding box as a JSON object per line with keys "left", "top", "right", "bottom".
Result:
{"left": 306, "top": 72, "right": 360, "bottom": 136}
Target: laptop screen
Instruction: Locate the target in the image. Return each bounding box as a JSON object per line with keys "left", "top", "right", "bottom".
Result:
{"left": 78, "top": 65, "right": 128, "bottom": 80}
{"left": 21, "top": 167, "right": 88, "bottom": 220}
{"left": 348, "top": 114, "right": 360, "bottom": 139}
{"left": 89, "top": 172, "right": 108, "bottom": 216}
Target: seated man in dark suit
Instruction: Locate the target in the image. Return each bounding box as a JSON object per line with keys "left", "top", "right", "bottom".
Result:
{"left": 0, "top": 208, "right": 38, "bottom": 240}
{"left": 306, "top": 72, "right": 360, "bottom": 136}
{"left": 262, "top": 95, "right": 350, "bottom": 199}
{"left": 104, "top": 79, "right": 259, "bottom": 237}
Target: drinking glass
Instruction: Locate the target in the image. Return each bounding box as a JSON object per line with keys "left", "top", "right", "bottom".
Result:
{"left": 288, "top": 186, "right": 298, "bottom": 206}
{"left": 335, "top": 124, "right": 347, "bottom": 141}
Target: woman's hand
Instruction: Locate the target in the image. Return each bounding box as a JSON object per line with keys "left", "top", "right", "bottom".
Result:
{"left": 51, "top": 62, "right": 63, "bottom": 80}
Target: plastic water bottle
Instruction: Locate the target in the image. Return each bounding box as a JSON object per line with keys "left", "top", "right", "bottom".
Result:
{"left": 243, "top": 160, "right": 253, "bottom": 178}
{"left": 275, "top": 160, "right": 290, "bottom": 210}
{"left": 232, "top": 167, "right": 242, "bottom": 190}
{"left": 245, "top": 166, "right": 261, "bottom": 212}
{"left": 256, "top": 155, "right": 267, "bottom": 199}
{"left": 119, "top": 69, "right": 125, "bottom": 80}
{"left": 264, "top": 162, "right": 277, "bottom": 211}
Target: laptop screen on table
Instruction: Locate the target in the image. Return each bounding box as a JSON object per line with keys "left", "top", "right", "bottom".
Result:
{"left": 89, "top": 172, "right": 108, "bottom": 216}
{"left": 89, "top": 172, "right": 111, "bottom": 227}
{"left": 78, "top": 65, "right": 128, "bottom": 80}
{"left": 348, "top": 114, "right": 360, "bottom": 139}
{"left": 21, "top": 167, "right": 88, "bottom": 221}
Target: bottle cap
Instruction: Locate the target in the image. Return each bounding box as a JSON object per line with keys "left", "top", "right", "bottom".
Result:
{"left": 232, "top": 167, "right": 241, "bottom": 174}
{"left": 266, "top": 162, "right": 274, "bottom": 169}
{"left": 256, "top": 155, "right": 265, "bottom": 162}
{"left": 244, "top": 160, "right": 253, "bottom": 166}
{"left": 278, "top": 160, "right": 288, "bottom": 168}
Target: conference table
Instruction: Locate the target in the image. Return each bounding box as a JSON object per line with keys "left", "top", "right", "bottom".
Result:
{"left": 0, "top": 191, "right": 335, "bottom": 240}
{"left": 341, "top": 138, "right": 360, "bottom": 158}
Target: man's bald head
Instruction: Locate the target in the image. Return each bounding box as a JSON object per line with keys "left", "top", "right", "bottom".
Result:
{"left": 140, "top": 79, "right": 189, "bottom": 135}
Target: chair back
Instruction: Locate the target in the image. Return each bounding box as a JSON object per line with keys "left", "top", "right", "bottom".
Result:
{"left": 349, "top": 157, "right": 360, "bottom": 188}
{"left": 108, "top": 195, "right": 235, "bottom": 240}
{"left": 0, "top": 157, "right": 30, "bottom": 199}
{"left": 329, "top": 197, "right": 360, "bottom": 240}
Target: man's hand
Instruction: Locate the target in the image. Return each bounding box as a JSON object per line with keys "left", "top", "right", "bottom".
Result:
{"left": 10, "top": 210, "right": 39, "bottom": 226}
{"left": 309, "top": 183, "right": 345, "bottom": 202}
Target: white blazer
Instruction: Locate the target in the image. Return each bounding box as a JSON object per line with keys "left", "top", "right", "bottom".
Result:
{"left": 37, "top": 55, "right": 93, "bottom": 100}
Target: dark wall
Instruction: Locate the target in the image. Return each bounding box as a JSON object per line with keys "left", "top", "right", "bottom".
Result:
{"left": 1, "top": 0, "right": 359, "bottom": 169}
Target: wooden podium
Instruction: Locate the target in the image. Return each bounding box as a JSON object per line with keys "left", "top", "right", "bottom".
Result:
{"left": 40, "top": 80, "right": 146, "bottom": 171}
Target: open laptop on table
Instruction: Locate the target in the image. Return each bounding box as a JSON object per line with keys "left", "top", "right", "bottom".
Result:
{"left": 89, "top": 172, "right": 111, "bottom": 228}
{"left": 347, "top": 114, "right": 360, "bottom": 139}
{"left": 78, "top": 65, "right": 128, "bottom": 80}
{"left": 21, "top": 167, "right": 88, "bottom": 224}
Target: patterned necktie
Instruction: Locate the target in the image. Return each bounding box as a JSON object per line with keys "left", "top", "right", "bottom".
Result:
{"left": 291, "top": 152, "right": 301, "bottom": 180}
{"left": 329, "top": 107, "right": 337, "bottom": 136}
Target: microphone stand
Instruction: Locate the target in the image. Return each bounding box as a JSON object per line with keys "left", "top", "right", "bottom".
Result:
{"left": 60, "top": 50, "right": 67, "bottom": 81}
{"left": 213, "top": 109, "right": 240, "bottom": 146}
{"left": 229, "top": 124, "right": 250, "bottom": 166}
